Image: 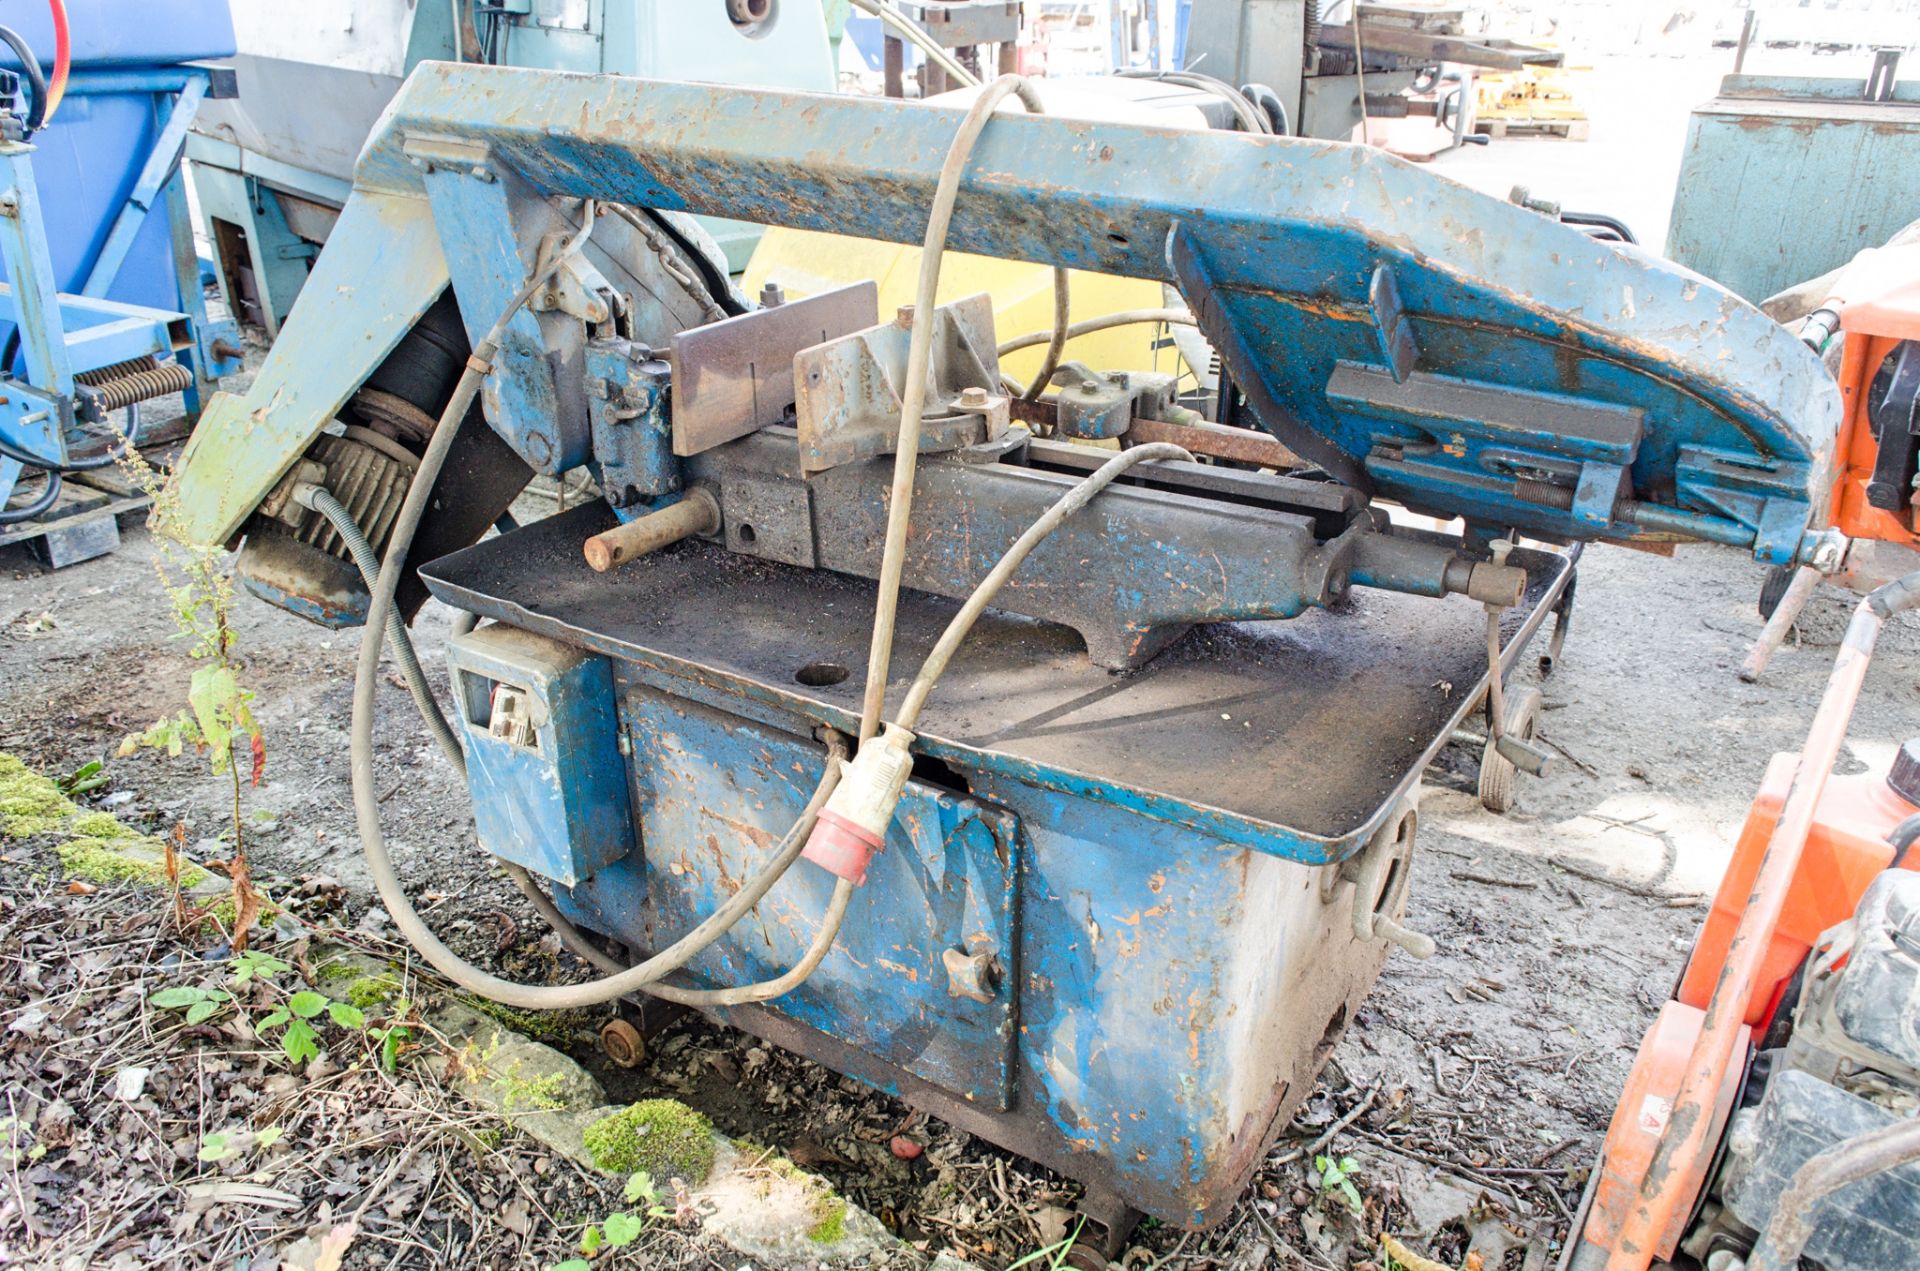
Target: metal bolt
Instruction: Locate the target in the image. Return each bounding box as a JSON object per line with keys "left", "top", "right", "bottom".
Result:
{"left": 759, "top": 281, "right": 786, "bottom": 308}
{"left": 895, "top": 304, "right": 916, "bottom": 328}
{"left": 469, "top": 165, "right": 495, "bottom": 183}
{"left": 958, "top": 386, "right": 989, "bottom": 407}
{"left": 0, "top": 193, "right": 18, "bottom": 217}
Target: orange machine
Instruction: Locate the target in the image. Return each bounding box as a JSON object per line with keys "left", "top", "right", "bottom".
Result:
{"left": 1742, "top": 246, "right": 1920, "bottom": 681}
{"left": 1566, "top": 569, "right": 1920, "bottom": 1271}
{"left": 1819, "top": 244, "right": 1920, "bottom": 549}
{"left": 1675, "top": 749, "right": 1919, "bottom": 1029}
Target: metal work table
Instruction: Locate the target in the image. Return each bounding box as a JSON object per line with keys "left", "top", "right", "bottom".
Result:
{"left": 422, "top": 501, "right": 1574, "bottom": 862}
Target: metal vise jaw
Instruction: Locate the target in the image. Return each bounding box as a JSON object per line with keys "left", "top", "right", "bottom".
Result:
{"left": 792, "top": 293, "right": 1009, "bottom": 474}
{"left": 1048, "top": 361, "right": 1178, "bottom": 440}
{"left": 686, "top": 428, "right": 1524, "bottom": 670}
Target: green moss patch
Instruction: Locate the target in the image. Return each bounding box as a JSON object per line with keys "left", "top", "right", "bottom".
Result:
{"left": 0, "top": 752, "right": 76, "bottom": 839}
{"left": 0, "top": 753, "right": 201, "bottom": 888}
{"left": 807, "top": 1191, "right": 849, "bottom": 1244}
{"left": 66, "top": 811, "right": 133, "bottom": 839}
{"left": 582, "top": 1099, "right": 716, "bottom": 1184}
{"left": 57, "top": 838, "right": 176, "bottom": 887}
{"left": 343, "top": 973, "right": 404, "bottom": 1010}
{"left": 461, "top": 995, "right": 598, "bottom": 1046}
{"left": 199, "top": 893, "right": 281, "bottom": 937}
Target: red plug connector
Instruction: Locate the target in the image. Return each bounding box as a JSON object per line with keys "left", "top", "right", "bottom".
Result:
{"left": 802, "top": 724, "right": 916, "bottom": 885}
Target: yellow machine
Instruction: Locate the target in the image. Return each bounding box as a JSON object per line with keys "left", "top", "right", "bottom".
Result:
{"left": 744, "top": 79, "right": 1211, "bottom": 392}
{"left": 1474, "top": 61, "right": 1590, "bottom": 139}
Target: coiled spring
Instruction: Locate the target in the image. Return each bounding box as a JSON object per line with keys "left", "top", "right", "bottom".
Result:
{"left": 75, "top": 356, "right": 192, "bottom": 412}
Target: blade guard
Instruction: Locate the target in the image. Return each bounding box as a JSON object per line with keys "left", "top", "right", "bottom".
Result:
{"left": 163, "top": 68, "right": 1840, "bottom": 562}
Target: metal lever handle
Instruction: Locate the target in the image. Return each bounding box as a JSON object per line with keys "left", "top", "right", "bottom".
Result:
{"left": 1343, "top": 804, "right": 1437, "bottom": 960}
{"left": 583, "top": 486, "right": 720, "bottom": 572}
{"left": 1369, "top": 914, "right": 1436, "bottom": 960}
{"left": 1493, "top": 733, "right": 1553, "bottom": 777}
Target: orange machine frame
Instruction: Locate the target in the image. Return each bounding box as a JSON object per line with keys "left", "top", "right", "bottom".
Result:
{"left": 1826, "top": 244, "right": 1920, "bottom": 548}
{"left": 1580, "top": 576, "right": 1916, "bottom": 1271}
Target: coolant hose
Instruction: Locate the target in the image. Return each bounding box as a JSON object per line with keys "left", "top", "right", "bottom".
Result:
{"left": 0, "top": 23, "right": 48, "bottom": 135}
{"left": 893, "top": 442, "right": 1191, "bottom": 730}
{"left": 0, "top": 397, "right": 144, "bottom": 524}
{"left": 0, "top": 402, "right": 140, "bottom": 472}
{"left": 0, "top": 466, "right": 58, "bottom": 524}
{"left": 303, "top": 485, "right": 465, "bottom": 770}
{"left": 1024, "top": 262, "right": 1072, "bottom": 401}
{"left": 42, "top": 0, "right": 67, "bottom": 123}
{"left": 859, "top": 73, "right": 1052, "bottom": 742}
{"left": 1889, "top": 812, "right": 1920, "bottom": 869}
{"left": 997, "top": 307, "right": 1198, "bottom": 358}
{"left": 349, "top": 201, "right": 857, "bottom": 1010}
{"left": 1118, "top": 68, "right": 1271, "bottom": 133}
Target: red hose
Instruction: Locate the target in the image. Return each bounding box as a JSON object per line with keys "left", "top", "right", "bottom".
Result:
{"left": 43, "top": 0, "right": 68, "bottom": 122}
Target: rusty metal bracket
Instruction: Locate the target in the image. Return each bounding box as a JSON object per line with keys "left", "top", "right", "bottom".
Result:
{"left": 792, "top": 292, "right": 1007, "bottom": 474}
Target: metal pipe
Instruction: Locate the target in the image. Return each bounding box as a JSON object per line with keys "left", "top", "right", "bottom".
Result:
{"left": 1747, "top": 1115, "right": 1920, "bottom": 1271}
{"left": 53, "top": 68, "right": 208, "bottom": 96}
{"left": 996, "top": 306, "right": 1197, "bottom": 356}
{"left": 847, "top": 0, "right": 981, "bottom": 90}
{"left": 1605, "top": 568, "right": 1920, "bottom": 1270}
{"left": 1739, "top": 565, "right": 1820, "bottom": 683}
{"left": 582, "top": 486, "right": 718, "bottom": 572}
{"left": 1126, "top": 414, "right": 1300, "bottom": 468}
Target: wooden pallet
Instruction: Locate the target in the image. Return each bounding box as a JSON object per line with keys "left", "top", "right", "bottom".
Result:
{"left": 1476, "top": 117, "right": 1591, "bottom": 141}
{"left": 0, "top": 427, "right": 187, "bottom": 568}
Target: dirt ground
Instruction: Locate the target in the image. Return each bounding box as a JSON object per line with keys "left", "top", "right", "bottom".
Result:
{"left": 4, "top": 38, "right": 1920, "bottom": 1271}
{"left": 5, "top": 452, "right": 1916, "bottom": 1271}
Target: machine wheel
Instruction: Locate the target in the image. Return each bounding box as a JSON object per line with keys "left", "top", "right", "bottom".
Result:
{"left": 1478, "top": 685, "right": 1543, "bottom": 814}
{"left": 1756, "top": 563, "right": 1796, "bottom": 620}
{"left": 1062, "top": 1239, "right": 1115, "bottom": 1271}
{"left": 598, "top": 1018, "right": 646, "bottom": 1068}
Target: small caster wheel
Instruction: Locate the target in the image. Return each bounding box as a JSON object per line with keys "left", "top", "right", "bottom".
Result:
{"left": 1757, "top": 564, "right": 1795, "bottom": 620}
{"left": 1478, "top": 685, "right": 1543, "bottom": 814}
{"left": 599, "top": 1018, "right": 646, "bottom": 1068}
{"left": 1062, "top": 1240, "right": 1110, "bottom": 1271}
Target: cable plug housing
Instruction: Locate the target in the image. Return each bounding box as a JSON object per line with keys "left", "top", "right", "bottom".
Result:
{"left": 802, "top": 723, "right": 916, "bottom": 884}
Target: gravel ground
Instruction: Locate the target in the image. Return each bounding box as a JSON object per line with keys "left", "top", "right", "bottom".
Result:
{"left": 2, "top": 499, "right": 1915, "bottom": 1271}
{"left": 3, "top": 42, "right": 1917, "bottom": 1269}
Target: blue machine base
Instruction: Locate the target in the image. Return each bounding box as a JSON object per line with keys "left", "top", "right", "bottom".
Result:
{"left": 419, "top": 504, "right": 1574, "bottom": 1226}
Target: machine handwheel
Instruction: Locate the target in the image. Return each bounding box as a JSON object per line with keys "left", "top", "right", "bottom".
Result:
{"left": 1478, "top": 685, "right": 1543, "bottom": 814}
